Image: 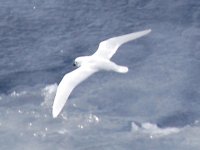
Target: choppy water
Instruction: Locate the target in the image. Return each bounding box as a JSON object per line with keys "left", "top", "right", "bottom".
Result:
{"left": 0, "top": 0, "right": 200, "bottom": 149}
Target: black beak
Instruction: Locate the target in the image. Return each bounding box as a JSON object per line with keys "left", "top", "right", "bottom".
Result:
{"left": 73, "top": 61, "right": 76, "bottom": 66}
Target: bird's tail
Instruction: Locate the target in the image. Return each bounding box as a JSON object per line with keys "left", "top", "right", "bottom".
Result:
{"left": 116, "top": 65, "right": 128, "bottom": 73}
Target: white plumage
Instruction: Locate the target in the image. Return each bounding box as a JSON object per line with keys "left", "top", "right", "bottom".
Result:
{"left": 52, "top": 29, "right": 151, "bottom": 118}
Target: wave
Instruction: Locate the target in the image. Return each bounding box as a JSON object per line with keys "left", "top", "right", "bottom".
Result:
{"left": 41, "top": 83, "right": 57, "bottom": 108}
{"left": 131, "top": 121, "right": 181, "bottom": 138}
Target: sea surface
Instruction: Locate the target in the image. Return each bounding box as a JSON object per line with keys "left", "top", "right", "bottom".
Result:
{"left": 0, "top": 0, "right": 200, "bottom": 149}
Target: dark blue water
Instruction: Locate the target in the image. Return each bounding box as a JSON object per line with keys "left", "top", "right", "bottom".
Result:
{"left": 0, "top": 0, "right": 200, "bottom": 149}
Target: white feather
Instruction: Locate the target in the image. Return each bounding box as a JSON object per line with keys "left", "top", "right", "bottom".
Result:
{"left": 52, "top": 29, "right": 151, "bottom": 118}
{"left": 52, "top": 66, "right": 96, "bottom": 118}
{"left": 93, "top": 29, "right": 151, "bottom": 59}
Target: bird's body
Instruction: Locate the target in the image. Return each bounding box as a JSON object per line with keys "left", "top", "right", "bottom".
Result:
{"left": 75, "top": 56, "right": 128, "bottom": 73}
{"left": 52, "top": 29, "right": 151, "bottom": 118}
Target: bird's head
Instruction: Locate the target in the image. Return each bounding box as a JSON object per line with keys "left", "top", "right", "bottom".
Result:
{"left": 73, "top": 56, "right": 87, "bottom": 67}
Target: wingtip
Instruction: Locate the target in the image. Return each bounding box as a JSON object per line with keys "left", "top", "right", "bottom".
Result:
{"left": 52, "top": 112, "right": 57, "bottom": 118}
{"left": 136, "top": 29, "right": 151, "bottom": 37}
{"left": 52, "top": 113, "right": 58, "bottom": 118}
{"left": 52, "top": 107, "right": 59, "bottom": 118}
{"left": 145, "top": 29, "right": 152, "bottom": 34}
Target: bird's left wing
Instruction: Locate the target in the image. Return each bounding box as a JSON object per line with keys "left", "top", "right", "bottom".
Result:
{"left": 52, "top": 66, "right": 96, "bottom": 118}
{"left": 93, "top": 29, "right": 151, "bottom": 59}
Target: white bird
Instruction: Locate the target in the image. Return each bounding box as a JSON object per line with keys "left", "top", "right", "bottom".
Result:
{"left": 52, "top": 29, "right": 151, "bottom": 118}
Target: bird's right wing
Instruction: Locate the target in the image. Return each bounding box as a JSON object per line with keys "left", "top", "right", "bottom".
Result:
{"left": 93, "top": 29, "right": 151, "bottom": 59}
{"left": 52, "top": 66, "right": 96, "bottom": 118}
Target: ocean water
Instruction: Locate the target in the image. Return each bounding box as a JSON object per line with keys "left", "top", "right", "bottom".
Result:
{"left": 0, "top": 0, "right": 200, "bottom": 149}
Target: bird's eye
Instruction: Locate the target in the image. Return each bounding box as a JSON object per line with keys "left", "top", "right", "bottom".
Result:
{"left": 73, "top": 61, "right": 76, "bottom": 66}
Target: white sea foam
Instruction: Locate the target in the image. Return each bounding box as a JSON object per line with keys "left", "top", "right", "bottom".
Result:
{"left": 10, "top": 91, "right": 27, "bottom": 97}
{"left": 57, "top": 129, "right": 68, "bottom": 135}
{"left": 87, "top": 114, "right": 100, "bottom": 123}
{"left": 41, "top": 83, "right": 57, "bottom": 107}
{"left": 131, "top": 121, "right": 180, "bottom": 138}
{"left": 75, "top": 114, "right": 100, "bottom": 130}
